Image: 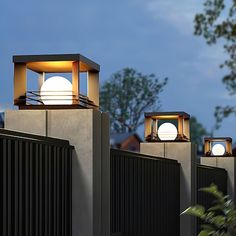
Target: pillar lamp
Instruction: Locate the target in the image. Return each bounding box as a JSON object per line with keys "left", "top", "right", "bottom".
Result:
{"left": 201, "top": 137, "right": 235, "bottom": 204}
{"left": 204, "top": 137, "right": 232, "bottom": 157}
{"left": 7, "top": 53, "right": 110, "bottom": 236}
{"left": 144, "top": 112, "right": 190, "bottom": 142}
{"left": 141, "top": 111, "right": 195, "bottom": 236}
{"left": 13, "top": 54, "right": 100, "bottom": 109}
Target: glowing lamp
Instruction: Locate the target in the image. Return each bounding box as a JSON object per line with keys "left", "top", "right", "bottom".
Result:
{"left": 40, "top": 76, "right": 73, "bottom": 105}
{"left": 13, "top": 54, "right": 100, "bottom": 109}
{"left": 144, "top": 112, "right": 190, "bottom": 142}
{"left": 212, "top": 144, "right": 225, "bottom": 156}
{"left": 157, "top": 122, "right": 178, "bottom": 141}
{"left": 204, "top": 137, "right": 232, "bottom": 157}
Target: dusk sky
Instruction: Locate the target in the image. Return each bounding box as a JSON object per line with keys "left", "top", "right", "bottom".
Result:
{"left": 1, "top": 0, "right": 235, "bottom": 139}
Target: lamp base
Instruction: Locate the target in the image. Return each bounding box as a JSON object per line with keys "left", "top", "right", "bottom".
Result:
{"left": 18, "top": 104, "right": 98, "bottom": 110}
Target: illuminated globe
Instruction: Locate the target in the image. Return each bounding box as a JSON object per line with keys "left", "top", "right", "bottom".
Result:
{"left": 212, "top": 144, "right": 225, "bottom": 156}
{"left": 157, "top": 122, "right": 178, "bottom": 141}
{"left": 40, "top": 76, "right": 73, "bottom": 105}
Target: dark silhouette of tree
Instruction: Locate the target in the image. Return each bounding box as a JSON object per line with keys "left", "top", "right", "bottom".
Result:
{"left": 100, "top": 68, "right": 168, "bottom": 133}
{"left": 195, "top": 0, "right": 236, "bottom": 128}
{"left": 190, "top": 116, "right": 210, "bottom": 153}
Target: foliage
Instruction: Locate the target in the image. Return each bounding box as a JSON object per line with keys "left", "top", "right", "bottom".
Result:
{"left": 214, "top": 105, "right": 236, "bottom": 129}
{"left": 194, "top": 0, "right": 236, "bottom": 128}
{"left": 182, "top": 184, "right": 236, "bottom": 236}
{"left": 100, "top": 68, "right": 168, "bottom": 133}
{"left": 190, "top": 116, "right": 210, "bottom": 152}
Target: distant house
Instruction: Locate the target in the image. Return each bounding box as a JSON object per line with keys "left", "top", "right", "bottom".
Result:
{"left": 0, "top": 112, "right": 4, "bottom": 128}
{"left": 110, "top": 133, "right": 142, "bottom": 152}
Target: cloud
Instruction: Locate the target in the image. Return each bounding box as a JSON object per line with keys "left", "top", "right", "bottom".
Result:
{"left": 143, "top": 0, "right": 201, "bottom": 34}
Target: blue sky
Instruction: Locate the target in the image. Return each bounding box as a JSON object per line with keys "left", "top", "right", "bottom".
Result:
{"left": 1, "top": 0, "right": 236, "bottom": 139}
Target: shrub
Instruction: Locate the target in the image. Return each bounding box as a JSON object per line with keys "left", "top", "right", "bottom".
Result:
{"left": 182, "top": 184, "right": 236, "bottom": 236}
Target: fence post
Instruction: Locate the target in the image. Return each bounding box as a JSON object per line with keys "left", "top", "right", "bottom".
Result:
{"left": 201, "top": 157, "right": 236, "bottom": 203}
{"left": 5, "top": 109, "right": 110, "bottom": 236}
{"left": 140, "top": 142, "right": 197, "bottom": 236}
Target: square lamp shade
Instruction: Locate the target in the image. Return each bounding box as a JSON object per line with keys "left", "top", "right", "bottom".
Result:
{"left": 204, "top": 137, "right": 232, "bottom": 157}
{"left": 144, "top": 112, "right": 190, "bottom": 142}
{"left": 13, "top": 54, "right": 100, "bottom": 109}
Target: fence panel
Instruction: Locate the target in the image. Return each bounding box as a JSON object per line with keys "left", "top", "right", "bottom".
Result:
{"left": 111, "top": 148, "right": 180, "bottom": 236}
{"left": 197, "top": 164, "right": 227, "bottom": 233}
{"left": 0, "top": 129, "right": 73, "bottom": 236}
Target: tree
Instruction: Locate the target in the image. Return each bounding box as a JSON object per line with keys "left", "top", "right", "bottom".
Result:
{"left": 100, "top": 68, "right": 168, "bottom": 133}
{"left": 190, "top": 116, "right": 210, "bottom": 152}
{"left": 194, "top": 0, "right": 236, "bottom": 128}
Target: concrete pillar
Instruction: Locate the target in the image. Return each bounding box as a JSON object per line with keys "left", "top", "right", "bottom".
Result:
{"left": 201, "top": 157, "right": 236, "bottom": 203}
{"left": 5, "top": 109, "right": 110, "bottom": 236}
{"left": 140, "top": 142, "right": 197, "bottom": 236}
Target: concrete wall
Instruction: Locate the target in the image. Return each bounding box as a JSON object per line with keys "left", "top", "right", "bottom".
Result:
{"left": 5, "top": 109, "right": 110, "bottom": 236}
{"left": 5, "top": 110, "right": 47, "bottom": 135}
{"left": 140, "top": 142, "right": 197, "bottom": 236}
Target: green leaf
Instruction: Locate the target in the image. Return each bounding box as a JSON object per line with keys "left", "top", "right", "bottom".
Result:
{"left": 200, "top": 184, "right": 224, "bottom": 202}
{"left": 198, "top": 229, "right": 214, "bottom": 236}
{"left": 210, "top": 215, "right": 226, "bottom": 227}
{"left": 208, "top": 205, "right": 223, "bottom": 211}
{"left": 182, "top": 205, "right": 205, "bottom": 218}
{"left": 201, "top": 224, "right": 215, "bottom": 231}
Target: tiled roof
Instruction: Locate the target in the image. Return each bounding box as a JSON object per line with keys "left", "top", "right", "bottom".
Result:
{"left": 110, "top": 132, "right": 142, "bottom": 145}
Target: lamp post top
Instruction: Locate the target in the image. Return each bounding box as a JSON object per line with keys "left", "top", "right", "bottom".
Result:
{"left": 13, "top": 53, "right": 100, "bottom": 73}
{"left": 145, "top": 111, "right": 190, "bottom": 119}
{"left": 204, "top": 137, "right": 232, "bottom": 142}
{"left": 13, "top": 53, "right": 100, "bottom": 109}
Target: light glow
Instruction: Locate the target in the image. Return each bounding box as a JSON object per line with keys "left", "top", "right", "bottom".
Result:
{"left": 158, "top": 122, "right": 178, "bottom": 141}
{"left": 212, "top": 144, "right": 225, "bottom": 156}
{"left": 40, "top": 76, "right": 73, "bottom": 105}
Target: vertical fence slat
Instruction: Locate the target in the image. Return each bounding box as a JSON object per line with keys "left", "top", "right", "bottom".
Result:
{"left": 25, "top": 142, "right": 29, "bottom": 236}
{"left": 14, "top": 140, "right": 19, "bottom": 236}
{"left": 35, "top": 144, "right": 39, "bottom": 236}
{"left": 3, "top": 139, "right": 7, "bottom": 236}
{"left": 64, "top": 148, "right": 68, "bottom": 236}
{"left": 45, "top": 144, "right": 49, "bottom": 236}
{"left": 0, "top": 140, "right": 3, "bottom": 235}
{"left": 61, "top": 147, "right": 65, "bottom": 236}
{"left": 7, "top": 140, "right": 12, "bottom": 236}
{"left": 48, "top": 145, "right": 52, "bottom": 236}
{"left": 29, "top": 143, "right": 33, "bottom": 236}
{"left": 18, "top": 141, "right": 23, "bottom": 236}
{"left": 53, "top": 146, "right": 57, "bottom": 236}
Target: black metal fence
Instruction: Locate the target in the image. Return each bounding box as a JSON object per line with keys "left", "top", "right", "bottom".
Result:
{"left": 0, "top": 129, "right": 73, "bottom": 236}
{"left": 197, "top": 164, "right": 227, "bottom": 233}
{"left": 111, "top": 148, "right": 180, "bottom": 236}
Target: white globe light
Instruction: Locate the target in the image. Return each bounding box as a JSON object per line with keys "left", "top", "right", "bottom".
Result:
{"left": 40, "top": 76, "right": 73, "bottom": 105}
{"left": 158, "top": 122, "right": 178, "bottom": 141}
{"left": 212, "top": 144, "right": 225, "bottom": 156}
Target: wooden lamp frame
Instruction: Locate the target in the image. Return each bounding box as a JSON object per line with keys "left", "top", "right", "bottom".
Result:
{"left": 204, "top": 137, "right": 232, "bottom": 157}
{"left": 13, "top": 54, "right": 100, "bottom": 109}
{"left": 144, "top": 111, "right": 190, "bottom": 142}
